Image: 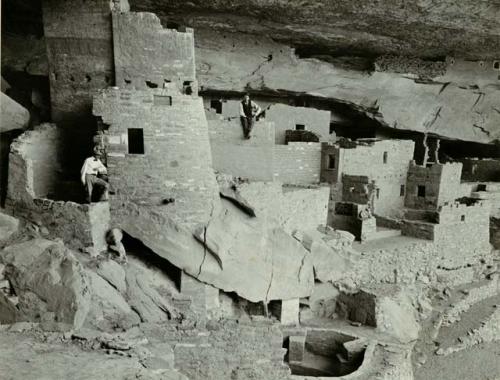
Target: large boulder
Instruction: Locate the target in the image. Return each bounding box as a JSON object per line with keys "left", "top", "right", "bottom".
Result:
{"left": 0, "top": 212, "right": 19, "bottom": 245}
{"left": 294, "top": 227, "right": 358, "bottom": 283}
{"left": 1, "top": 93, "right": 30, "bottom": 132}
{"left": 193, "top": 202, "right": 314, "bottom": 302}
{"left": 0, "top": 239, "right": 91, "bottom": 329}
{"left": 85, "top": 270, "right": 140, "bottom": 331}
{"left": 121, "top": 200, "right": 314, "bottom": 303}
{"left": 0, "top": 292, "right": 18, "bottom": 324}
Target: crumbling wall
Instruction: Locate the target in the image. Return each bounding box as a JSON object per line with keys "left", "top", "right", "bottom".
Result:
{"left": 336, "top": 290, "right": 377, "bottom": 327}
{"left": 6, "top": 125, "right": 109, "bottom": 252}
{"left": 7, "top": 124, "right": 62, "bottom": 200}
{"left": 320, "top": 143, "right": 342, "bottom": 183}
{"left": 405, "top": 162, "right": 463, "bottom": 210}
{"left": 264, "top": 103, "right": 330, "bottom": 144}
{"left": 459, "top": 158, "right": 500, "bottom": 182}
{"left": 433, "top": 202, "right": 490, "bottom": 268}
{"left": 94, "top": 87, "right": 220, "bottom": 228}
{"left": 112, "top": 11, "right": 196, "bottom": 92}
{"left": 401, "top": 202, "right": 491, "bottom": 266}
{"left": 162, "top": 321, "right": 290, "bottom": 380}
{"left": 437, "top": 162, "right": 465, "bottom": 204}
{"left": 325, "top": 140, "right": 414, "bottom": 217}
{"left": 401, "top": 220, "right": 435, "bottom": 240}
{"left": 342, "top": 175, "right": 373, "bottom": 205}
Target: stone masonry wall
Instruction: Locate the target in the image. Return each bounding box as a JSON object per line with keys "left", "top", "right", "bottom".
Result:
{"left": 331, "top": 140, "right": 414, "bottom": 217}
{"left": 320, "top": 143, "right": 342, "bottom": 183}
{"left": 158, "top": 321, "right": 290, "bottom": 380}
{"left": 405, "top": 162, "right": 463, "bottom": 210}
{"left": 112, "top": 11, "right": 196, "bottom": 92}
{"left": 6, "top": 126, "right": 109, "bottom": 252}
{"left": 273, "top": 143, "right": 322, "bottom": 184}
{"left": 208, "top": 117, "right": 322, "bottom": 184}
{"left": 93, "top": 87, "right": 220, "bottom": 228}
{"left": 437, "top": 162, "right": 464, "bottom": 205}
{"left": 342, "top": 175, "right": 372, "bottom": 205}
{"left": 211, "top": 143, "right": 275, "bottom": 181}
{"left": 42, "top": 0, "right": 123, "bottom": 172}
{"left": 7, "top": 124, "right": 62, "bottom": 199}
{"left": 459, "top": 158, "right": 500, "bottom": 182}
{"left": 264, "top": 103, "right": 331, "bottom": 145}
{"left": 433, "top": 202, "right": 490, "bottom": 268}
{"left": 207, "top": 114, "right": 275, "bottom": 145}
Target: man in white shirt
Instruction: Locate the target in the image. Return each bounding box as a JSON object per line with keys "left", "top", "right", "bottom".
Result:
{"left": 239, "top": 94, "right": 261, "bottom": 139}
{"left": 81, "top": 148, "right": 108, "bottom": 203}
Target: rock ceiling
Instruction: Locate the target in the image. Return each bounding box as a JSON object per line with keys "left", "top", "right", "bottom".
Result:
{"left": 130, "top": 0, "right": 500, "bottom": 60}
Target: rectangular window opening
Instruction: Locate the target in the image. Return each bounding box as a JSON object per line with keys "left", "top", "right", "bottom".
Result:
{"left": 183, "top": 81, "right": 193, "bottom": 95}
{"left": 383, "top": 151, "right": 388, "bottom": 164}
{"left": 295, "top": 124, "right": 306, "bottom": 131}
{"left": 461, "top": 215, "right": 465, "bottom": 222}
{"left": 328, "top": 154, "right": 336, "bottom": 170}
{"left": 128, "top": 128, "right": 145, "bottom": 154}
{"left": 400, "top": 184, "right": 405, "bottom": 196}
{"left": 376, "top": 188, "right": 380, "bottom": 199}
{"left": 210, "top": 99, "right": 223, "bottom": 114}
{"left": 417, "top": 185, "right": 426, "bottom": 197}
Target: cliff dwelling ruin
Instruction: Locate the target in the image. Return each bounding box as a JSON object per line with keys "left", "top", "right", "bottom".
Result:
{"left": 1, "top": 1, "right": 500, "bottom": 379}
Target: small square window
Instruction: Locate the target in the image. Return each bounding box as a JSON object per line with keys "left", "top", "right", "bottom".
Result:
{"left": 383, "top": 151, "right": 388, "bottom": 164}
{"left": 210, "top": 99, "right": 222, "bottom": 114}
{"left": 400, "top": 185, "right": 405, "bottom": 196}
{"left": 494, "top": 61, "right": 500, "bottom": 70}
{"left": 417, "top": 185, "right": 426, "bottom": 197}
{"left": 295, "top": 124, "right": 305, "bottom": 131}
{"left": 128, "top": 128, "right": 144, "bottom": 154}
{"left": 328, "top": 154, "right": 336, "bottom": 169}
{"left": 461, "top": 215, "right": 465, "bottom": 222}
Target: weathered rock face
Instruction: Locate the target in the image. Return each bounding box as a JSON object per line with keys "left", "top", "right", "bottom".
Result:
{"left": 124, "top": 259, "right": 180, "bottom": 323}
{"left": 0, "top": 212, "right": 19, "bottom": 245}
{"left": 196, "top": 200, "right": 314, "bottom": 302}
{"left": 85, "top": 270, "right": 140, "bottom": 331}
{"left": 0, "top": 239, "right": 91, "bottom": 329}
{"left": 131, "top": 0, "right": 500, "bottom": 60}
{"left": 216, "top": 176, "right": 330, "bottom": 234}
{"left": 118, "top": 199, "right": 314, "bottom": 303}
{"left": 189, "top": 31, "right": 500, "bottom": 144}
{"left": 294, "top": 227, "right": 357, "bottom": 284}
{"left": 4, "top": 2, "right": 500, "bottom": 145}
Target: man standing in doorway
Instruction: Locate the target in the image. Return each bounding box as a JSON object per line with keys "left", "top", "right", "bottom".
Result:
{"left": 239, "top": 93, "right": 261, "bottom": 139}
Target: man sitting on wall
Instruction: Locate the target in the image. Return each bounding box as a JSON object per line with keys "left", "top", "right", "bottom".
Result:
{"left": 81, "top": 147, "right": 109, "bottom": 203}
{"left": 240, "top": 93, "right": 261, "bottom": 139}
